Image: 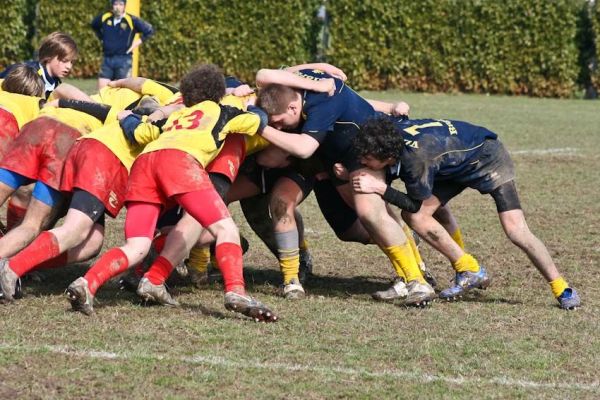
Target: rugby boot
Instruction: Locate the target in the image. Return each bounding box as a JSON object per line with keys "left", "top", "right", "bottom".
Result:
{"left": 174, "top": 261, "right": 189, "bottom": 278}
{"left": 187, "top": 267, "right": 210, "bottom": 288}
{"left": 282, "top": 278, "right": 305, "bottom": 300}
{"left": 137, "top": 277, "right": 179, "bottom": 307}
{"left": 419, "top": 263, "right": 438, "bottom": 290}
{"left": 403, "top": 280, "right": 436, "bottom": 307}
{"left": 66, "top": 277, "right": 95, "bottom": 316}
{"left": 557, "top": 288, "right": 581, "bottom": 310}
{"left": 371, "top": 278, "right": 408, "bottom": 302}
{"left": 298, "top": 248, "right": 314, "bottom": 285}
{"left": 439, "top": 265, "right": 491, "bottom": 301}
{"left": 0, "top": 259, "right": 19, "bottom": 302}
{"left": 224, "top": 291, "right": 278, "bottom": 322}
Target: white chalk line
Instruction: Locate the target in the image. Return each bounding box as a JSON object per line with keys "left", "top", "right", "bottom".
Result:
{"left": 0, "top": 342, "right": 598, "bottom": 392}
{"left": 511, "top": 147, "right": 579, "bottom": 156}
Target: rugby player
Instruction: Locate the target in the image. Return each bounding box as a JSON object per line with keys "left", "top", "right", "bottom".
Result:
{"left": 254, "top": 67, "right": 435, "bottom": 306}
{"left": 350, "top": 115, "right": 581, "bottom": 310}
{"left": 63, "top": 64, "right": 278, "bottom": 321}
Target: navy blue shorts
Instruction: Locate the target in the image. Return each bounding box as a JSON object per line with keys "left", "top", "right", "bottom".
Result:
{"left": 433, "top": 139, "right": 516, "bottom": 205}
{"left": 99, "top": 54, "right": 132, "bottom": 80}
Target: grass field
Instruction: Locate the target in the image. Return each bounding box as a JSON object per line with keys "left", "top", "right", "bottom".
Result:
{"left": 1, "top": 84, "right": 599, "bottom": 399}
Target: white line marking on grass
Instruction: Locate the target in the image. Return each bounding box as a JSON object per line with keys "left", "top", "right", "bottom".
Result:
{"left": 1, "top": 343, "right": 598, "bottom": 392}
{"left": 511, "top": 147, "right": 579, "bottom": 156}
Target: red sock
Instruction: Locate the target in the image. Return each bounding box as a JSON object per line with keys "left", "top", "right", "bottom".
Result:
{"left": 6, "top": 200, "right": 27, "bottom": 231}
{"left": 9, "top": 231, "right": 61, "bottom": 277}
{"left": 133, "top": 234, "right": 167, "bottom": 277}
{"left": 84, "top": 248, "right": 129, "bottom": 295}
{"left": 215, "top": 242, "right": 244, "bottom": 293}
{"left": 144, "top": 256, "right": 174, "bottom": 285}
{"left": 35, "top": 252, "right": 69, "bottom": 270}
{"left": 153, "top": 234, "right": 167, "bottom": 254}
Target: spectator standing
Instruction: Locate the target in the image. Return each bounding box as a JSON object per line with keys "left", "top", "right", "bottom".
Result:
{"left": 91, "top": 0, "right": 154, "bottom": 90}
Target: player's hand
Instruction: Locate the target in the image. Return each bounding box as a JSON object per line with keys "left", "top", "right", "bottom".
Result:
{"left": 326, "top": 64, "right": 347, "bottom": 81}
{"left": 108, "top": 79, "right": 126, "bottom": 88}
{"left": 316, "top": 78, "right": 336, "bottom": 96}
{"left": 333, "top": 163, "right": 349, "bottom": 180}
{"left": 352, "top": 173, "right": 386, "bottom": 195}
{"left": 232, "top": 84, "right": 255, "bottom": 97}
{"left": 391, "top": 101, "right": 410, "bottom": 117}
{"left": 43, "top": 99, "right": 59, "bottom": 108}
{"left": 118, "top": 110, "right": 133, "bottom": 120}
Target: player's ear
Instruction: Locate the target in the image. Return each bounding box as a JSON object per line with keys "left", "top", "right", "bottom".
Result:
{"left": 288, "top": 102, "right": 299, "bottom": 115}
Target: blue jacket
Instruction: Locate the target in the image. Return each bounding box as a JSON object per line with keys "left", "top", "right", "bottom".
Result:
{"left": 91, "top": 12, "right": 154, "bottom": 57}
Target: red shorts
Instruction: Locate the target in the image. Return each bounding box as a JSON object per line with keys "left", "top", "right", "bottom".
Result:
{"left": 0, "top": 117, "right": 81, "bottom": 190}
{"left": 205, "top": 134, "right": 246, "bottom": 183}
{"left": 126, "top": 149, "right": 218, "bottom": 208}
{"left": 0, "top": 108, "right": 19, "bottom": 159}
{"left": 61, "top": 139, "right": 129, "bottom": 217}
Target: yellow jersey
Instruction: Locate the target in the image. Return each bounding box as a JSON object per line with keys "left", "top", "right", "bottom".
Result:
{"left": 140, "top": 100, "right": 266, "bottom": 167}
{"left": 0, "top": 91, "right": 44, "bottom": 128}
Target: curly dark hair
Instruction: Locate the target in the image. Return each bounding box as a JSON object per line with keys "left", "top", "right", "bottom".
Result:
{"left": 179, "top": 64, "right": 225, "bottom": 107}
{"left": 353, "top": 116, "right": 405, "bottom": 161}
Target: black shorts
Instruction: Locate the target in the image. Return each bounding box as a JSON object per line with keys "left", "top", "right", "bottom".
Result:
{"left": 238, "top": 155, "right": 314, "bottom": 199}
{"left": 432, "top": 139, "right": 516, "bottom": 205}
{"left": 313, "top": 178, "right": 358, "bottom": 236}
{"left": 69, "top": 189, "right": 106, "bottom": 226}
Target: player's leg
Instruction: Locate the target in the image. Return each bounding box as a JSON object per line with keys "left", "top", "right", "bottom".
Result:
{"left": 5, "top": 185, "right": 34, "bottom": 232}
{"left": 433, "top": 205, "right": 465, "bottom": 250}
{"left": 175, "top": 189, "right": 277, "bottom": 322}
{"left": 269, "top": 177, "right": 306, "bottom": 299}
{"left": 97, "top": 56, "right": 113, "bottom": 90}
{"left": 401, "top": 195, "right": 489, "bottom": 301}
{"left": 66, "top": 201, "right": 158, "bottom": 315}
{"left": 0, "top": 181, "right": 63, "bottom": 258}
{"left": 349, "top": 168, "right": 435, "bottom": 306}
{"left": 137, "top": 211, "right": 204, "bottom": 306}
{"left": 492, "top": 181, "right": 580, "bottom": 309}
{"left": 313, "top": 177, "right": 371, "bottom": 244}
{"left": 0, "top": 169, "right": 28, "bottom": 213}
{"left": 0, "top": 204, "right": 101, "bottom": 301}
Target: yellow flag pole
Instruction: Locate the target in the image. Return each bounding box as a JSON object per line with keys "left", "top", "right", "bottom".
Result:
{"left": 126, "top": 0, "right": 141, "bottom": 77}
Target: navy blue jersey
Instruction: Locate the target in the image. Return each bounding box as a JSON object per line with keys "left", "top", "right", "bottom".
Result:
{"left": 0, "top": 61, "right": 60, "bottom": 99}
{"left": 91, "top": 12, "right": 154, "bottom": 57}
{"left": 391, "top": 118, "right": 498, "bottom": 200}
{"left": 296, "top": 69, "right": 377, "bottom": 162}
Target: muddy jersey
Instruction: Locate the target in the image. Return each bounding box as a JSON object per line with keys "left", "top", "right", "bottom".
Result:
{"left": 139, "top": 100, "right": 266, "bottom": 167}
{"left": 390, "top": 118, "right": 498, "bottom": 200}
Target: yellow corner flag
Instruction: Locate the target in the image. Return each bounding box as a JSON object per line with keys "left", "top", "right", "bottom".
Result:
{"left": 126, "top": 0, "right": 141, "bottom": 77}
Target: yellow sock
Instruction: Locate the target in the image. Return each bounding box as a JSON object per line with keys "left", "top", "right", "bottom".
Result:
{"left": 299, "top": 238, "right": 309, "bottom": 252}
{"left": 187, "top": 246, "right": 211, "bottom": 273}
{"left": 452, "top": 253, "right": 480, "bottom": 273}
{"left": 279, "top": 251, "right": 300, "bottom": 284}
{"left": 382, "top": 244, "right": 425, "bottom": 283}
{"left": 451, "top": 228, "right": 465, "bottom": 250}
{"left": 401, "top": 223, "right": 424, "bottom": 267}
{"left": 550, "top": 277, "right": 569, "bottom": 298}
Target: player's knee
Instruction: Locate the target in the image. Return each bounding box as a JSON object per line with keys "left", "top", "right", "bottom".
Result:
{"left": 504, "top": 222, "right": 531, "bottom": 247}
{"left": 269, "top": 195, "right": 296, "bottom": 224}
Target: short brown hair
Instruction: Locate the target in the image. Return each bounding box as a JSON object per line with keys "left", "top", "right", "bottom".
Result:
{"left": 179, "top": 64, "right": 225, "bottom": 107}
{"left": 256, "top": 84, "right": 299, "bottom": 115}
{"left": 1, "top": 64, "right": 45, "bottom": 97}
{"left": 38, "top": 32, "right": 78, "bottom": 64}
